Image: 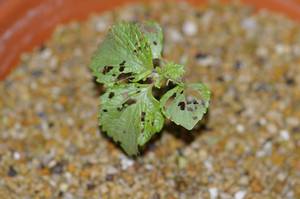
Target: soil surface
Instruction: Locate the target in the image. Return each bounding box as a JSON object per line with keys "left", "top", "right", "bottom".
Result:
{"left": 1, "top": 2, "right": 300, "bottom": 199}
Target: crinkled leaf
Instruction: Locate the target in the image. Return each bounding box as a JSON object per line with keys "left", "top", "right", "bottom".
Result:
{"left": 140, "top": 21, "right": 163, "bottom": 59}
{"left": 90, "top": 22, "right": 153, "bottom": 86}
{"left": 154, "top": 62, "right": 185, "bottom": 88}
{"left": 161, "top": 62, "right": 184, "bottom": 81}
{"left": 160, "top": 83, "right": 211, "bottom": 130}
{"left": 99, "top": 83, "right": 164, "bottom": 155}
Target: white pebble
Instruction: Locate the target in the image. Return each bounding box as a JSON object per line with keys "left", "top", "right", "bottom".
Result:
{"left": 60, "top": 183, "right": 69, "bottom": 192}
{"left": 280, "top": 130, "right": 290, "bottom": 141}
{"left": 182, "top": 20, "right": 197, "bottom": 36}
{"left": 236, "top": 124, "right": 245, "bottom": 133}
{"left": 204, "top": 160, "right": 213, "bottom": 171}
{"left": 168, "top": 28, "right": 182, "bottom": 42}
{"left": 275, "top": 44, "right": 290, "bottom": 54}
{"left": 197, "top": 56, "right": 215, "bottom": 67}
{"left": 66, "top": 117, "right": 74, "bottom": 126}
{"left": 286, "top": 117, "right": 299, "bottom": 126}
{"left": 241, "top": 18, "right": 257, "bottom": 31}
{"left": 120, "top": 155, "right": 134, "bottom": 170}
{"left": 256, "top": 46, "right": 268, "bottom": 57}
{"left": 95, "top": 20, "right": 108, "bottom": 32}
{"left": 64, "top": 193, "right": 74, "bottom": 199}
{"left": 145, "top": 164, "right": 154, "bottom": 171}
{"left": 259, "top": 118, "right": 267, "bottom": 126}
{"left": 13, "top": 152, "right": 21, "bottom": 160}
{"left": 106, "top": 166, "right": 118, "bottom": 175}
{"left": 41, "top": 49, "right": 52, "bottom": 59}
{"left": 234, "top": 190, "right": 246, "bottom": 199}
{"left": 209, "top": 187, "right": 219, "bottom": 199}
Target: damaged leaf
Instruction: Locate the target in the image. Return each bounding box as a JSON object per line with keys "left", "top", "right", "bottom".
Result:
{"left": 100, "top": 84, "right": 164, "bottom": 155}
{"left": 160, "top": 83, "right": 211, "bottom": 130}
{"left": 140, "top": 21, "right": 163, "bottom": 59}
{"left": 90, "top": 22, "right": 153, "bottom": 86}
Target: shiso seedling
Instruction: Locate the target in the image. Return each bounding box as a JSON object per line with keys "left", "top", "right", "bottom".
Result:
{"left": 90, "top": 21, "right": 211, "bottom": 156}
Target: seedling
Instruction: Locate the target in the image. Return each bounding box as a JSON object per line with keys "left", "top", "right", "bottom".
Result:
{"left": 90, "top": 21, "right": 211, "bottom": 155}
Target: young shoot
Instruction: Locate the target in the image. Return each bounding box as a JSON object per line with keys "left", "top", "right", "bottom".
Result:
{"left": 90, "top": 21, "right": 211, "bottom": 155}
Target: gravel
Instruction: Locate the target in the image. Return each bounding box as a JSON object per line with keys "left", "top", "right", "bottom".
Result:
{"left": 1, "top": 1, "right": 300, "bottom": 198}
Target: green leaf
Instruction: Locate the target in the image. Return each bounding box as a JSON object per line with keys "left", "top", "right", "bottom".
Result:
{"left": 160, "top": 83, "right": 211, "bottom": 130}
{"left": 90, "top": 22, "right": 153, "bottom": 86}
{"left": 99, "top": 83, "right": 164, "bottom": 155}
{"left": 154, "top": 62, "right": 185, "bottom": 88}
{"left": 158, "top": 62, "right": 185, "bottom": 85}
{"left": 140, "top": 21, "right": 163, "bottom": 59}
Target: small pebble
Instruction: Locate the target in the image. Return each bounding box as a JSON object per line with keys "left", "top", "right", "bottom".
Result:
{"left": 209, "top": 187, "right": 219, "bottom": 199}
{"left": 7, "top": 166, "right": 18, "bottom": 177}
{"left": 120, "top": 155, "right": 134, "bottom": 170}
{"left": 234, "top": 190, "right": 247, "bottom": 199}
{"left": 236, "top": 124, "right": 245, "bottom": 134}
{"left": 182, "top": 20, "right": 197, "bottom": 36}
{"left": 280, "top": 130, "right": 290, "bottom": 141}
{"left": 13, "top": 152, "right": 21, "bottom": 160}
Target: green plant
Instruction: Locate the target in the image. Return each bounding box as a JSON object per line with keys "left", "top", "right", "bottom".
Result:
{"left": 90, "top": 21, "right": 211, "bottom": 155}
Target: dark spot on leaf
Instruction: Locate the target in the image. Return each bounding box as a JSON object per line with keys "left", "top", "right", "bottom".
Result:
{"left": 171, "top": 93, "right": 177, "bottom": 98}
{"left": 141, "top": 112, "right": 146, "bottom": 122}
{"left": 120, "top": 60, "right": 126, "bottom": 66}
{"left": 108, "top": 92, "right": 115, "bottom": 99}
{"left": 133, "top": 49, "right": 137, "bottom": 53}
{"left": 192, "top": 116, "right": 198, "bottom": 120}
{"left": 102, "top": 66, "right": 113, "bottom": 75}
{"left": 152, "top": 58, "right": 160, "bottom": 67}
{"left": 119, "top": 65, "right": 125, "bottom": 72}
{"left": 178, "top": 101, "right": 185, "bottom": 110}
{"left": 117, "top": 107, "right": 124, "bottom": 112}
{"left": 112, "top": 74, "right": 116, "bottom": 77}
{"left": 138, "top": 46, "right": 142, "bottom": 51}
{"left": 103, "top": 109, "right": 108, "bottom": 112}
{"left": 153, "top": 41, "right": 157, "bottom": 45}
{"left": 123, "top": 99, "right": 136, "bottom": 106}
{"left": 117, "top": 73, "right": 132, "bottom": 81}
{"left": 144, "top": 77, "right": 153, "bottom": 84}
{"left": 180, "top": 90, "right": 184, "bottom": 94}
